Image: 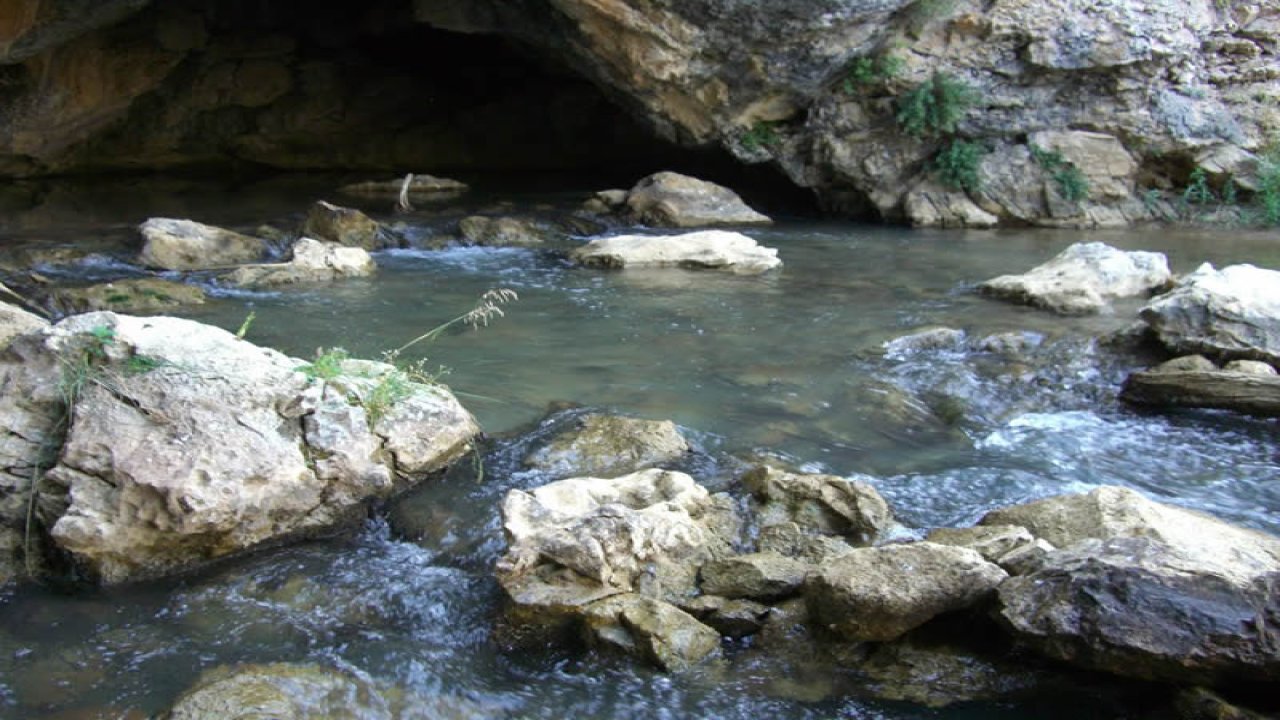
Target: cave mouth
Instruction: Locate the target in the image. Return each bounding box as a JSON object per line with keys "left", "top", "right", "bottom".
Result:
{"left": 2, "top": 0, "right": 815, "bottom": 215}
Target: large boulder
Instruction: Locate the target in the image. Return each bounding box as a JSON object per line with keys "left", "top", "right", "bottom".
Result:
{"left": 622, "top": 172, "right": 771, "bottom": 228}
{"left": 522, "top": 413, "right": 690, "bottom": 479}
{"left": 48, "top": 278, "right": 205, "bottom": 315}
{"left": 986, "top": 487, "right": 1280, "bottom": 685}
{"left": 1120, "top": 355, "right": 1280, "bottom": 416}
{"left": 0, "top": 313, "right": 479, "bottom": 584}
{"left": 573, "top": 230, "right": 782, "bottom": 274}
{"left": 979, "top": 242, "right": 1173, "bottom": 314}
{"left": 224, "top": 238, "right": 376, "bottom": 288}
{"left": 741, "top": 465, "right": 895, "bottom": 545}
{"left": 137, "top": 218, "right": 269, "bottom": 271}
{"left": 1140, "top": 263, "right": 1280, "bottom": 365}
{"left": 805, "top": 542, "right": 1007, "bottom": 643}
{"left": 300, "top": 201, "right": 398, "bottom": 251}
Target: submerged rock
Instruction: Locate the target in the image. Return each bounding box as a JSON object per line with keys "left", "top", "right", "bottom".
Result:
{"left": 522, "top": 413, "right": 690, "bottom": 479}
{"left": 572, "top": 230, "right": 782, "bottom": 274}
{"left": 0, "top": 312, "right": 478, "bottom": 584}
{"left": 621, "top": 172, "right": 771, "bottom": 228}
{"left": 49, "top": 278, "right": 205, "bottom": 314}
{"left": 986, "top": 487, "right": 1280, "bottom": 685}
{"left": 1140, "top": 263, "right": 1280, "bottom": 365}
{"left": 301, "top": 200, "right": 398, "bottom": 250}
{"left": 805, "top": 542, "right": 1007, "bottom": 643}
{"left": 137, "top": 218, "right": 268, "bottom": 271}
{"left": 979, "top": 242, "right": 1172, "bottom": 314}
{"left": 225, "top": 238, "right": 376, "bottom": 288}
{"left": 457, "top": 216, "right": 550, "bottom": 247}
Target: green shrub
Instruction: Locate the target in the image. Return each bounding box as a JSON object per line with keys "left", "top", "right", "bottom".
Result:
{"left": 741, "top": 121, "right": 780, "bottom": 151}
{"left": 934, "top": 140, "right": 986, "bottom": 192}
{"left": 843, "top": 53, "right": 903, "bottom": 93}
{"left": 896, "top": 72, "right": 976, "bottom": 137}
{"left": 1183, "top": 167, "right": 1214, "bottom": 206}
{"left": 1257, "top": 149, "right": 1280, "bottom": 225}
{"left": 1030, "top": 145, "right": 1090, "bottom": 202}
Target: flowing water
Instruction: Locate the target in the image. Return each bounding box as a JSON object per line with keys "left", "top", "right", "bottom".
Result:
{"left": 1, "top": 176, "right": 1278, "bottom": 718}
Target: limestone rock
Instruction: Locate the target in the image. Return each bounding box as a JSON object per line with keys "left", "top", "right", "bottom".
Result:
{"left": 903, "top": 183, "right": 999, "bottom": 228}
{"left": 338, "top": 174, "right": 469, "bottom": 199}
{"left": 806, "top": 542, "right": 1007, "bottom": 643}
{"left": 522, "top": 413, "right": 690, "bottom": 479}
{"left": 858, "top": 639, "right": 1046, "bottom": 708}
{"left": 225, "top": 238, "right": 375, "bottom": 288}
{"left": 458, "top": 216, "right": 549, "bottom": 248}
{"left": 699, "top": 552, "right": 811, "bottom": 600}
{"left": 138, "top": 218, "right": 268, "bottom": 271}
{"left": 0, "top": 312, "right": 478, "bottom": 584}
{"left": 756, "top": 522, "right": 856, "bottom": 564}
{"left": 581, "top": 593, "right": 721, "bottom": 671}
{"left": 678, "top": 595, "right": 771, "bottom": 638}
{"left": 1028, "top": 131, "right": 1138, "bottom": 200}
{"left": 1224, "top": 359, "right": 1278, "bottom": 375}
{"left": 496, "top": 469, "right": 740, "bottom": 607}
{"left": 742, "top": 465, "right": 894, "bottom": 545}
{"left": 49, "top": 279, "right": 205, "bottom": 314}
{"left": 926, "top": 525, "right": 1041, "bottom": 566}
{"left": 979, "top": 242, "right": 1173, "bottom": 314}
{"left": 300, "top": 201, "right": 397, "bottom": 251}
{"left": 1120, "top": 366, "right": 1280, "bottom": 416}
{"left": 996, "top": 536, "right": 1280, "bottom": 685}
{"left": 573, "top": 230, "right": 781, "bottom": 274}
{"left": 0, "top": 300, "right": 47, "bottom": 350}
{"left": 1140, "top": 263, "right": 1280, "bottom": 364}
{"left": 623, "top": 172, "right": 771, "bottom": 228}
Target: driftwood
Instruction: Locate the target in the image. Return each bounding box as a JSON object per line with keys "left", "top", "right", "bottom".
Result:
{"left": 1121, "top": 370, "right": 1280, "bottom": 417}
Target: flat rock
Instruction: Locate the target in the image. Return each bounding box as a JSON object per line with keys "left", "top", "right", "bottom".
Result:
{"left": 225, "top": 238, "right": 375, "bottom": 288}
{"left": 48, "top": 278, "right": 205, "bottom": 314}
{"left": 1140, "top": 263, "right": 1280, "bottom": 364}
{"left": 805, "top": 542, "right": 1007, "bottom": 643}
{"left": 137, "top": 218, "right": 268, "bottom": 271}
{"left": 979, "top": 242, "right": 1172, "bottom": 314}
{"left": 338, "top": 173, "right": 469, "bottom": 198}
{"left": 623, "top": 171, "right": 771, "bottom": 228}
{"left": 699, "top": 551, "right": 811, "bottom": 600}
{"left": 522, "top": 413, "right": 690, "bottom": 479}
{"left": 1120, "top": 367, "right": 1280, "bottom": 416}
{"left": 573, "top": 230, "right": 781, "bottom": 274}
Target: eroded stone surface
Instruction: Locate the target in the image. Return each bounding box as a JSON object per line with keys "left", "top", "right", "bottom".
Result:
{"left": 573, "top": 231, "right": 782, "bottom": 275}
{"left": 979, "top": 242, "right": 1172, "bottom": 314}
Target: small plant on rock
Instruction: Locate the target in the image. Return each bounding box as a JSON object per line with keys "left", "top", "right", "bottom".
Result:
{"left": 1031, "top": 145, "right": 1090, "bottom": 202}
{"left": 740, "top": 121, "right": 781, "bottom": 152}
{"left": 896, "top": 72, "right": 977, "bottom": 137}
{"left": 843, "top": 53, "right": 904, "bottom": 93}
{"left": 934, "top": 140, "right": 986, "bottom": 192}
{"left": 1255, "top": 146, "right": 1280, "bottom": 225}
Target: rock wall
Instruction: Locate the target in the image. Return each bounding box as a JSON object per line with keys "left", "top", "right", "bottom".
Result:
{"left": 1, "top": 0, "right": 1277, "bottom": 227}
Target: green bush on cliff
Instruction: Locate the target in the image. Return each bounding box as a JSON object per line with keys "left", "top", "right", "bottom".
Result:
{"left": 843, "top": 53, "right": 904, "bottom": 93}
{"left": 1030, "top": 146, "right": 1090, "bottom": 202}
{"left": 1255, "top": 145, "right": 1280, "bottom": 225}
{"left": 935, "top": 140, "right": 986, "bottom": 192}
{"left": 741, "top": 121, "right": 780, "bottom": 152}
{"left": 896, "top": 73, "right": 976, "bottom": 137}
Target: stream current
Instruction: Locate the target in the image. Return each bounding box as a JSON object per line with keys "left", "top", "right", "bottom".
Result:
{"left": 1, "top": 176, "right": 1278, "bottom": 718}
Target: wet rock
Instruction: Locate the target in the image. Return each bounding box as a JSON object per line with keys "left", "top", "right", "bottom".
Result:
{"left": 581, "top": 593, "right": 721, "bottom": 671}
{"left": 927, "top": 525, "right": 1039, "bottom": 564}
{"left": 882, "top": 327, "right": 967, "bottom": 358}
{"left": 572, "top": 230, "right": 781, "bottom": 274}
{"left": 1172, "top": 687, "right": 1276, "bottom": 720}
{"left": 996, "top": 536, "right": 1280, "bottom": 686}
{"left": 679, "top": 595, "right": 771, "bottom": 638}
{"left": 0, "top": 299, "right": 47, "bottom": 350}
{"left": 48, "top": 278, "right": 205, "bottom": 314}
{"left": 622, "top": 172, "right": 771, "bottom": 228}
{"left": 338, "top": 173, "right": 469, "bottom": 199}
{"left": 756, "top": 522, "right": 856, "bottom": 564}
{"left": 137, "top": 218, "right": 268, "bottom": 271}
{"left": 742, "top": 465, "right": 894, "bottom": 545}
{"left": 1151, "top": 354, "right": 1220, "bottom": 373}
{"left": 457, "top": 216, "right": 549, "bottom": 247}
{"left": 1120, "top": 365, "right": 1280, "bottom": 416}
{"left": 979, "top": 242, "right": 1173, "bottom": 314}
{"left": 522, "top": 413, "right": 690, "bottom": 479}
{"left": 0, "top": 312, "right": 478, "bottom": 584}
{"left": 224, "top": 238, "right": 376, "bottom": 288}
{"left": 858, "top": 639, "right": 1045, "bottom": 708}
{"left": 496, "top": 468, "right": 740, "bottom": 608}
{"left": 300, "top": 201, "right": 398, "bottom": 250}
{"left": 700, "top": 552, "right": 811, "bottom": 601}
{"left": 165, "top": 662, "right": 477, "bottom": 719}
{"left": 806, "top": 542, "right": 1007, "bottom": 643}
{"left": 1140, "top": 263, "right": 1280, "bottom": 365}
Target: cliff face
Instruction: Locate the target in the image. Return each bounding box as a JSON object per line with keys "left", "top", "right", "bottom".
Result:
{"left": 2, "top": 0, "right": 1277, "bottom": 227}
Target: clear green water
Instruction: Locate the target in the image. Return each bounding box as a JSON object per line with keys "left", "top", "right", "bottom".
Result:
{"left": 1, "top": 179, "right": 1278, "bottom": 718}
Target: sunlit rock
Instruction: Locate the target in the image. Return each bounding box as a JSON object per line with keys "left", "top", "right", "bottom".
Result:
{"left": 742, "top": 465, "right": 895, "bottom": 545}
{"left": 301, "top": 201, "right": 398, "bottom": 251}
{"left": 979, "top": 242, "right": 1173, "bottom": 314}
{"left": 225, "top": 238, "right": 376, "bottom": 288}
{"left": 573, "top": 230, "right": 781, "bottom": 274}
{"left": 49, "top": 278, "right": 205, "bottom": 314}
{"left": 138, "top": 218, "right": 268, "bottom": 271}
{"left": 522, "top": 413, "right": 690, "bottom": 479}
{"left": 621, "top": 172, "right": 772, "bottom": 228}
{"left": 1140, "top": 263, "right": 1280, "bottom": 365}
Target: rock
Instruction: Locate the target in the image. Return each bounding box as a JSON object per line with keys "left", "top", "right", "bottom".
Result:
{"left": 581, "top": 593, "right": 721, "bottom": 671}
{"left": 858, "top": 639, "right": 1045, "bottom": 708}
{"left": 137, "top": 218, "right": 268, "bottom": 271}
{"left": 996, "top": 536, "right": 1280, "bottom": 685}
{"left": 678, "top": 595, "right": 771, "bottom": 638}
{"left": 805, "top": 542, "right": 1007, "bottom": 643}
{"left": 1224, "top": 360, "right": 1278, "bottom": 375}
{"left": 0, "top": 312, "right": 478, "bottom": 584}
{"left": 700, "top": 552, "right": 811, "bottom": 601}
{"left": 883, "top": 327, "right": 967, "bottom": 358}
{"left": 573, "top": 230, "right": 781, "bottom": 274}
{"left": 1172, "top": 687, "right": 1276, "bottom": 720}
{"left": 756, "top": 522, "right": 856, "bottom": 564}
{"left": 0, "top": 299, "right": 47, "bottom": 350}
{"left": 166, "top": 662, "right": 476, "bottom": 719}
{"left": 1028, "top": 131, "right": 1139, "bottom": 200}
{"left": 495, "top": 469, "right": 740, "bottom": 608}
{"left": 48, "top": 279, "right": 205, "bottom": 314}
{"left": 621, "top": 172, "right": 771, "bottom": 228}
{"left": 224, "top": 238, "right": 376, "bottom": 288}
{"left": 927, "top": 525, "right": 1039, "bottom": 565}
{"left": 1151, "top": 354, "right": 1220, "bottom": 373}
{"left": 1120, "top": 366, "right": 1280, "bottom": 416}
{"left": 979, "top": 242, "right": 1173, "bottom": 314}
{"left": 458, "top": 216, "right": 549, "bottom": 247}
{"left": 338, "top": 174, "right": 469, "bottom": 199}
{"left": 522, "top": 413, "right": 690, "bottom": 479}
{"left": 741, "top": 465, "right": 894, "bottom": 545}
{"left": 903, "top": 183, "right": 999, "bottom": 228}
{"left": 300, "top": 201, "right": 397, "bottom": 250}
{"left": 1140, "top": 263, "right": 1280, "bottom": 364}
